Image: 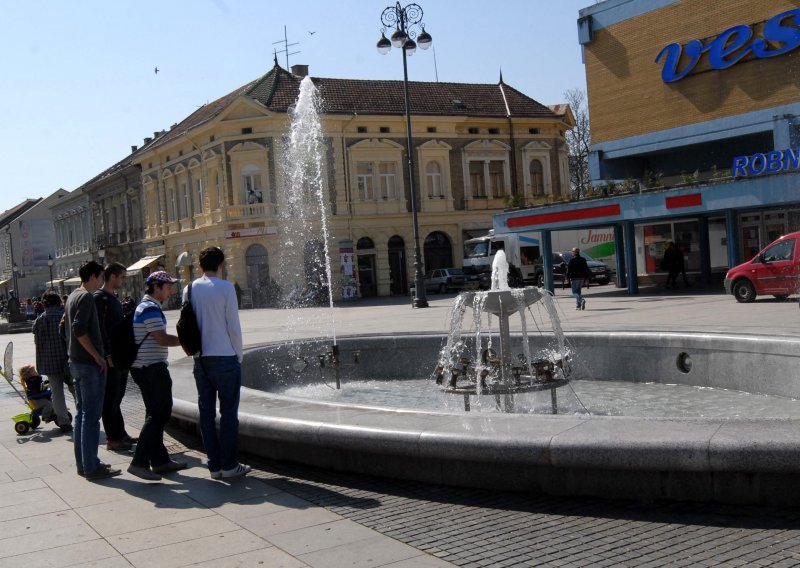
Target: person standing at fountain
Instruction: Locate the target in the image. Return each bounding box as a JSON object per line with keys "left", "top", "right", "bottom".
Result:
{"left": 127, "top": 271, "right": 186, "bottom": 481}
{"left": 567, "top": 247, "right": 591, "bottom": 310}
{"left": 184, "top": 246, "right": 248, "bottom": 480}
{"left": 94, "top": 262, "right": 136, "bottom": 452}
{"left": 63, "top": 261, "right": 120, "bottom": 480}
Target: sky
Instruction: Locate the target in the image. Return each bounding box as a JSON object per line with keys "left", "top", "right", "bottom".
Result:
{"left": 0, "top": 0, "right": 591, "bottom": 211}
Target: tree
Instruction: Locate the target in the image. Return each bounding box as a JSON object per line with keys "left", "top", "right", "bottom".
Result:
{"left": 564, "top": 88, "right": 591, "bottom": 200}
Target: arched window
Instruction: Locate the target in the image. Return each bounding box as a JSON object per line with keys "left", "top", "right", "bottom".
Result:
{"left": 357, "top": 237, "right": 375, "bottom": 250}
{"left": 530, "top": 159, "right": 544, "bottom": 196}
{"left": 426, "top": 161, "right": 443, "bottom": 197}
{"left": 423, "top": 231, "right": 453, "bottom": 272}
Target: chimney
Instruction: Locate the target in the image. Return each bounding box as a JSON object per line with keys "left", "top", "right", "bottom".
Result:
{"left": 144, "top": 137, "right": 152, "bottom": 145}
{"left": 153, "top": 132, "right": 160, "bottom": 139}
{"left": 131, "top": 145, "right": 138, "bottom": 153}
{"left": 291, "top": 64, "right": 309, "bottom": 77}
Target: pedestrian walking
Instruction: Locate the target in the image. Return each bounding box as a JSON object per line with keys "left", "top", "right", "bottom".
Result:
{"left": 184, "top": 246, "right": 249, "bottom": 480}
{"left": 63, "top": 261, "right": 120, "bottom": 480}
{"left": 662, "top": 241, "right": 680, "bottom": 288}
{"left": 31, "top": 292, "right": 72, "bottom": 432}
{"left": 127, "top": 271, "right": 186, "bottom": 481}
{"left": 567, "top": 247, "right": 591, "bottom": 310}
{"left": 94, "top": 262, "right": 137, "bottom": 452}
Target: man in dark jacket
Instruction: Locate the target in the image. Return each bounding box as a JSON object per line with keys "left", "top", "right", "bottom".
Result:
{"left": 94, "top": 262, "right": 136, "bottom": 452}
{"left": 567, "top": 247, "right": 591, "bottom": 310}
{"left": 32, "top": 293, "right": 72, "bottom": 432}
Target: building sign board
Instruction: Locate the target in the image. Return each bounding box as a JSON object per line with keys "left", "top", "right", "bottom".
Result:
{"left": 656, "top": 9, "right": 800, "bottom": 83}
{"left": 224, "top": 226, "right": 277, "bottom": 239}
{"left": 732, "top": 148, "right": 800, "bottom": 177}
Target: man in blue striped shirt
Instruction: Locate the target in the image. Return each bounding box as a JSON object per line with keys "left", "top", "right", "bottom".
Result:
{"left": 127, "top": 271, "right": 186, "bottom": 481}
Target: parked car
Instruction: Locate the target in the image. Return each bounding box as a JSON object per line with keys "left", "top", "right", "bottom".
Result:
{"left": 424, "top": 268, "right": 466, "bottom": 294}
{"left": 724, "top": 230, "right": 800, "bottom": 303}
{"left": 532, "top": 251, "right": 612, "bottom": 287}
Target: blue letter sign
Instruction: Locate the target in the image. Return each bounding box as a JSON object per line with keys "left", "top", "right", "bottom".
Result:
{"left": 656, "top": 9, "right": 800, "bottom": 83}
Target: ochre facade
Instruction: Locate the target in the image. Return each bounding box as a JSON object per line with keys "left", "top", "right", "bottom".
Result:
{"left": 585, "top": 0, "right": 800, "bottom": 143}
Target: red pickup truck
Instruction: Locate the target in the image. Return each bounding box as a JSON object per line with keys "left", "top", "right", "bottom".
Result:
{"left": 724, "top": 231, "right": 800, "bottom": 302}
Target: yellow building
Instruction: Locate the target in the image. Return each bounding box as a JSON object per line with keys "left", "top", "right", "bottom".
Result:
{"left": 133, "top": 63, "right": 573, "bottom": 305}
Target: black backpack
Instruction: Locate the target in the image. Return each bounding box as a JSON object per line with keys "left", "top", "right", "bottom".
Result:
{"left": 109, "top": 309, "right": 149, "bottom": 369}
{"left": 176, "top": 282, "right": 202, "bottom": 357}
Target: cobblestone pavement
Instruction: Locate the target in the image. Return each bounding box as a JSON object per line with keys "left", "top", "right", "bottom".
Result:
{"left": 117, "top": 388, "right": 800, "bottom": 568}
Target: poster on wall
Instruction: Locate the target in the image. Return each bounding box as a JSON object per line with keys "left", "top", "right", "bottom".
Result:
{"left": 339, "top": 240, "right": 358, "bottom": 300}
{"left": 19, "top": 219, "right": 55, "bottom": 267}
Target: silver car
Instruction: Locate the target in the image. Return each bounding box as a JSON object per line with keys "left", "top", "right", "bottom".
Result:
{"left": 424, "top": 268, "right": 466, "bottom": 294}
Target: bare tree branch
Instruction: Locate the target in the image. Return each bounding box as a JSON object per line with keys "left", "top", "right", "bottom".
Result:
{"left": 563, "top": 88, "right": 591, "bottom": 200}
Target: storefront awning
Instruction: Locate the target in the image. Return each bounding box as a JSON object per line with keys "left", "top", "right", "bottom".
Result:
{"left": 47, "top": 278, "right": 66, "bottom": 288}
{"left": 0, "top": 279, "right": 10, "bottom": 287}
{"left": 127, "top": 255, "right": 164, "bottom": 276}
{"left": 175, "top": 251, "right": 192, "bottom": 267}
{"left": 63, "top": 277, "right": 82, "bottom": 287}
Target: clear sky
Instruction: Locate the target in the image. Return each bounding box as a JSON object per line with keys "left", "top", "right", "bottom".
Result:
{"left": 0, "top": 0, "right": 590, "bottom": 211}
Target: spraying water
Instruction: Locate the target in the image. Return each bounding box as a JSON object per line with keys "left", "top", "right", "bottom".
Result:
{"left": 491, "top": 250, "right": 510, "bottom": 291}
{"left": 280, "top": 76, "right": 337, "bottom": 345}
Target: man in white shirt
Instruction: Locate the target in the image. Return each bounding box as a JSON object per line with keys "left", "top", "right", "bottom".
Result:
{"left": 184, "top": 247, "right": 249, "bottom": 480}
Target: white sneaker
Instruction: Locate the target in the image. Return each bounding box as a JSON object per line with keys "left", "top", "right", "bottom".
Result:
{"left": 210, "top": 470, "right": 222, "bottom": 480}
{"left": 221, "top": 463, "right": 251, "bottom": 479}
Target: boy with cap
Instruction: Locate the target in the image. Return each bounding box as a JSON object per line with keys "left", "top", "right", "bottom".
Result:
{"left": 127, "top": 271, "right": 187, "bottom": 481}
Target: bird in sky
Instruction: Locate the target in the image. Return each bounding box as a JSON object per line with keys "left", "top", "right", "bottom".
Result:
{"left": 154, "top": 66, "right": 159, "bottom": 74}
{"left": 308, "top": 31, "right": 316, "bottom": 35}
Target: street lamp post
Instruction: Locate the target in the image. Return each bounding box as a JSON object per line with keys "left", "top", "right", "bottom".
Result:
{"left": 98, "top": 247, "right": 106, "bottom": 266}
{"left": 47, "top": 255, "right": 54, "bottom": 290}
{"left": 377, "top": 2, "right": 433, "bottom": 308}
{"left": 12, "top": 263, "right": 19, "bottom": 299}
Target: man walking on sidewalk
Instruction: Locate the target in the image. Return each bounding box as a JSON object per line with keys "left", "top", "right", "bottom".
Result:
{"left": 567, "top": 247, "right": 591, "bottom": 311}
{"left": 185, "top": 246, "right": 249, "bottom": 480}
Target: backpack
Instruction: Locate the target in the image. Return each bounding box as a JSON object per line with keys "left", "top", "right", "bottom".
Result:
{"left": 109, "top": 309, "right": 150, "bottom": 369}
{"left": 176, "top": 282, "right": 202, "bottom": 357}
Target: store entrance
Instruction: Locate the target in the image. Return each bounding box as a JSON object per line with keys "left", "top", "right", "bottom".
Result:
{"left": 739, "top": 212, "right": 788, "bottom": 260}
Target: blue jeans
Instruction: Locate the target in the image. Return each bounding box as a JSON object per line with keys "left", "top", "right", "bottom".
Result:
{"left": 70, "top": 362, "right": 106, "bottom": 474}
{"left": 193, "top": 356, "right": 241, "bottom": 472}
{"left": 570, "top": 278, "right": 585, "bottom": 308}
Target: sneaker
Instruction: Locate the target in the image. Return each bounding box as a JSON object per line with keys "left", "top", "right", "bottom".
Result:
{"left": 581, "top": 299, "right": 586, "bottom": 310}
{"left": 210, "top": 470, "right": 222, "bottom": 480}
{"left": 107, "top": 439, "right": 133, "bottom": 452}
{"left": 127, "top": 464, "right": 161, "bottom": 481}
{"left": 221, "top": 463, "right": 251, "bottom": 479}
{"left": 152, "top": 460, "right": 188, "bottom": 474}
{"left": 85, "top": 464, "right": 122, "bottom": 481}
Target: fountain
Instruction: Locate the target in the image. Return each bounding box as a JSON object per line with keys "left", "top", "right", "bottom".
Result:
{"left": 435, "top": 250, "right": 571, "bottom": 413}
{"left": 165, "top": 73, "right": 800, "bottom": 506}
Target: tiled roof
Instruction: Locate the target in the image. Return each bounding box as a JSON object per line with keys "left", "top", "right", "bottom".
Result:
{"left": 0, "top": 199, "right": 41, "bottom": 229}
{"left": 145, "top": 64, "right": 559, "bottom": 153}
{"left": 248, "top": 65, "right": 558, "bottom": 118}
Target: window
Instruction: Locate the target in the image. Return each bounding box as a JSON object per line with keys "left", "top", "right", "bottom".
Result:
{"left": 469, "top": 161, "right": 486, "bottom": 197}
{"left": 761, "top": 239, "right": 795, "bottom": 262}
{"left": 182, "top": 183, "right": 190, "bottom": 218}
{"left": 488, "top": 128, "right": 499, "bottom": 135}
{"left": 530, "top": 159, "right": 544, "bottom": 196}
{"left": 378, "top": 162, "right": 397, "bottom": 199}
{"left": 427, "top": 127, "right": 437, "bottom": 133}
{"left": 241, "top": 127, "right": 252, "bottom": 135}
{"left": 196, "top": 178, "right": 204, "bottom": 213}
{"left": 426, "top": 161, "right": 443, "bottom": 197}
{"left": 468, "top": 127, "right": 479, "bottom": 134}
{"left": 357, "top": 162, "right": 374, "bottom": 200}
{"left": 379, "top": 126, "right": 390, "bottom": 133}
{"left": 529, "top": 128, "right": 540, "bottom": 134}
{"left": 168, "top": 188, "right": 177, "bottom": 221}
{"left": 357, "top": 126, "right": 367, "bottom": 133}
{"left": 489, "top": 161, "right": 505, "bottom": 197}
{"left": 242, "top": 167, "right": 263, "bottom": 204}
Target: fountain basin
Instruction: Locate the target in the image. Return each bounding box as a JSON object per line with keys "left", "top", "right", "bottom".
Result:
{"left": 168, "top": 331, "right": 800, "bottom": 505}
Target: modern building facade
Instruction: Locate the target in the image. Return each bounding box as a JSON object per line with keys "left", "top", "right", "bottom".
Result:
{"left": 133, "top": 62, "right": 573, "bottom": 305}
{"left": 495, "top": 0, "right": 800, "bottom": 293}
